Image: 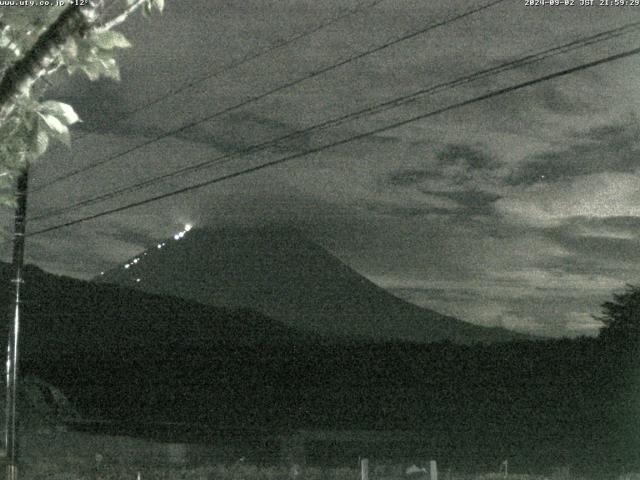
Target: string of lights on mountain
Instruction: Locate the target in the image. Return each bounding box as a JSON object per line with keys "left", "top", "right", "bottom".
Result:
{"left": 99, "top": 223, "right": 193, "bottom": 281}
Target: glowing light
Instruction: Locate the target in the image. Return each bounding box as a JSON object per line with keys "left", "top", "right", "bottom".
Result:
{"left": 133, "top": 258, "right": 139, "bottom": 264}
{"left": 100, "top": 272, "right": 104, "bottom": 275}
{"left": 174, "top": 234, "right": 180, "bottom": 240}
{"left": 124, "top": 264, "right": 130, "bottom": 269}
{"left": 178, "top": 231, "right": 185, "bottom": 238}
{"left": 157, "top": 244, "right": 162, "bottom": 249}
{"left": 184, "top": 224, "right": 192, "bottom": 232}
{"left": 136, "top": 278, "right": 141, "bottom": 283}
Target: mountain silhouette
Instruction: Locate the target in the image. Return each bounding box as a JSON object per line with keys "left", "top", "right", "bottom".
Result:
{"left": 97, "top": 227, "right": 527, "bottom": 344}
{"left": 0, "top": 262, "right": 324, "bottom": 357}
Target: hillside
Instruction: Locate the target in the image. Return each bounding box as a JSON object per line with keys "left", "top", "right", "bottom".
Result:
{"left": 0, "top": 262, "right": 322, "bottom": 356}
{"left": 97, "top": 227, "right": 527, "bottom": 344}
{"left": 0, "top": 263, "right": 632, "bottom": 474}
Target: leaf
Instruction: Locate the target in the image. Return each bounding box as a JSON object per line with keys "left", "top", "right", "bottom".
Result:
{"left": 0, "top": 33, "right": 11, "bottom": 48}
{"left": 0, "top": 168, "right": 17, "bottom": 207}
{"left": 152, "top": 0, "right": 165, "bottom": 13}
{"left": 0, "top": 116, "right": 21, "bottom": 140}
{"left": 38, "top": 101, "right": 80, "bottom": 126}
{"left": 33, "top": 128, "right": 49, "bottom": 157}
{"left": 80, "top": 62, "right": 102, "bottom": 81}
{"left": 53, "top": 125, "right": 71, "bottom": 147}
{"left": 89, "top": 30, "right": 131, "bottom": 50}
{"left": 101, "top": 59, "right": 121, "bottom": 81}
{"left": 37, "top": 113, "right": 70, "bottom": 147}
{"left": 7, "top": 42, "right": 21, "bottom": 58}
{"left": 39, "top": 112, "right": 68, "bottom": 132}
{"left": 93, "top": 49, "right": 121, "bottom": 81}
{"left": 143, "top": 0, "right": 153, "bottom": 17}
{"left": 1, "top": 147, "right": 25, "bottom": 171}
{"left": 62, "top": 37, "right": 78, "bottom": 59}
{"left": 25, "top": 122, "right": 49, "bottom": 159}
{"left": 0, "top": 194, "right": 16, "bottom": 209}
{"left": 80, "top": 54, "right": 121, "bottom": 82}
{"left": 0, "top": 172, "right": 14, "bottom": 190}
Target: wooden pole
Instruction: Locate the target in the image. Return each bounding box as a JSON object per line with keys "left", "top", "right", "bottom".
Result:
{"left": 4, "top": 166, "right": 30, "bottom": 480}
{"left": 429, "top": 460, "right": 437, "bottom": 480}
{"left": 360, "top": 458, "right": 369, "bottom": 480}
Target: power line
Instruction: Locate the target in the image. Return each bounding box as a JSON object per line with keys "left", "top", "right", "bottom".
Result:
{"left": 30, "top": 21, "right": 640, "bottom": 222}
{"left": 71, "top": 0, "right": 388, "bottom": 142}
{"left": 32, "top": 24, "right": 632, "bottom": 220}
{"left": 31, "top": 0, "right": 508, "bottom": 193}
{"left": 27, "top": 45, "right": 640, "bottom": 237}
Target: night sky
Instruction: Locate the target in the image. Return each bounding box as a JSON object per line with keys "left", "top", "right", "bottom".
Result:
{"left": 7, "top": 0, "right": 640, "bottom": 338}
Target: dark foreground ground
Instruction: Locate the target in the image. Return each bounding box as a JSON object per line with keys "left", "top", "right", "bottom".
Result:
{"left": 9, "top": 427, "right": 594, "bottom": 480}
{"left": 3, "top": 265, "right": 639, "bottom": 478}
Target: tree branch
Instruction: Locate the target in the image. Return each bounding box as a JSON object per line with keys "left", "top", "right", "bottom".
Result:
{"left": 94, "top": 0, "right": 147, "bottom": 34}
{"left": 0, "top": 4, "right": 98, "bottom": 124}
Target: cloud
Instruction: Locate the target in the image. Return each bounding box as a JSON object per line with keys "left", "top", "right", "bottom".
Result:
{"left": 384, "top": 142, "right": 502, "bottom": 188}
{"left": 507, "top": 116, "right": 640, "bottom": 186}
{"left": 56, "top": 80, "right": 131, "bottom": 127}
{"left": 530, "top": 216, "right": 640, "bottom": 279}
{"left": 436, "top": 143, "right": 499, "bottom": 170}
{"left": 381, "top": 270, "right": 616, "bottom": 337}
{"left": 360, "top": 203, "right": 451, "bottom": 218}
{"left": 29, "top": 0, "right": 640, "bottom": 340}
{"left": 387, "top": 169, "right": 434, "bottom": 187}
{"left": 426, "top": 190, "right": 501, "bottom": 209}
{"left": 73, "top": 107, "right": 315, "bottom": 159}
{"left": 496, "top": 172, "right": 640, "bottom": 227}
{"left": 571, "top": 215, "right": 640, "bottom": 238}
{"left": 565, "top": 312, "right": 604, "bottom": 334}
{"left": 533, "top": 83, "right": 594, "bottom": 115}
{"left": 374, "top": 143, "right": 507, "bottom": 221}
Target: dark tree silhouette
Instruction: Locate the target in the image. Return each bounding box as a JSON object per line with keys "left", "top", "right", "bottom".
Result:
{"left": 597, "top": 284, "right": 640, "bottom": 345}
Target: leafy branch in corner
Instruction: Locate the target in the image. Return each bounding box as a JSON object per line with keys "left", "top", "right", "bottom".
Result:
{"left": 0, "top": 0, "right": 164, "bottom": 205}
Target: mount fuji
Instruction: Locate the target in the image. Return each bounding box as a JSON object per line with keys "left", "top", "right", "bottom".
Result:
{"left": 96, "top": 227, "right": 527, "bottom": 344}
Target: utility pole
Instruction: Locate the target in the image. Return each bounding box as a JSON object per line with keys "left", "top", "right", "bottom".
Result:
{"left": 3, "top": 165, "right": 30, "bottom": 480}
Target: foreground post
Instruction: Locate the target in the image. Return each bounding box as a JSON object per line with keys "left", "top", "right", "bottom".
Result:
{"left": 4, "top": 167, "right": 30, "bottom": 480}
{"left": 430, "top": 460, "right": 437, "bottom": 480}
{"left": 360, "top": 458, "right": 369, "bottom": 480}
